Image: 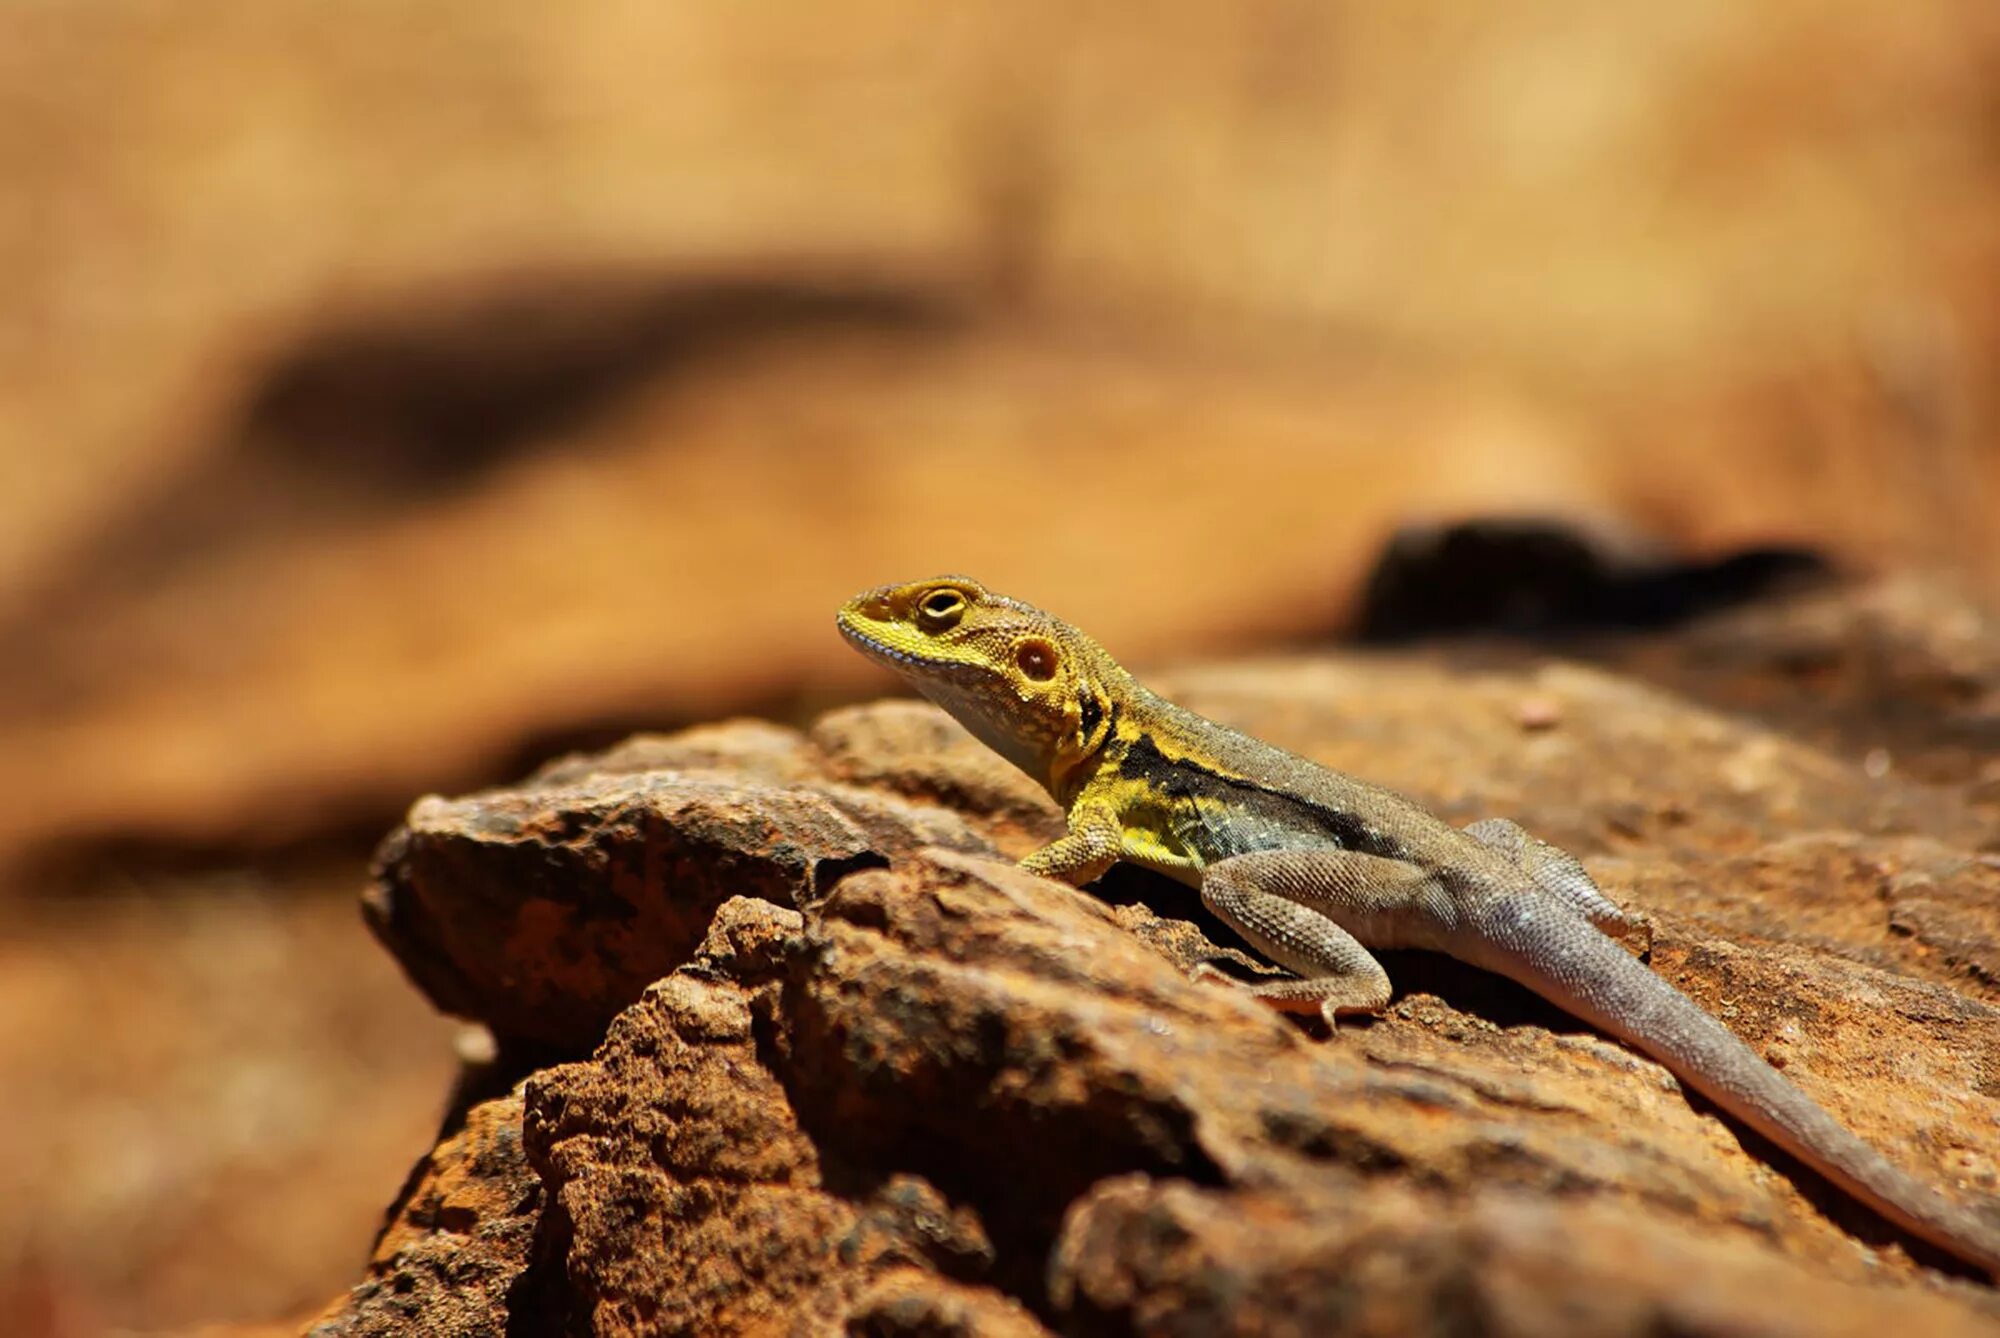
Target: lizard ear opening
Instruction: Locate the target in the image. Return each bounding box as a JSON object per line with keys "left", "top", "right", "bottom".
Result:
{"left": 1014, "top": 638, "right": 1060, "bottom": 682}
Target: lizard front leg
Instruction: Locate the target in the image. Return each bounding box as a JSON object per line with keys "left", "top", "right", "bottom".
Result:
{"left": 1019, "top": 803, "right": 1125, "bottom": 886}
{"left": 1192, "top": 849, "right": 1441, "bottom": 1028}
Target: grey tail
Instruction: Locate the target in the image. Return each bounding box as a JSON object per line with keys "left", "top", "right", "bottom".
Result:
{"left": 1463, "top": 892, "right": 2000, "bottom": 1277}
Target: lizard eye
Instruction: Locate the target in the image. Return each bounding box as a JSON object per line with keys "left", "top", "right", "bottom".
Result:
{"left": 916, "top": 588, "right": 966, "bottom": 631}
{"left": 1014, "top": 638, "right": 1059, "bottom": 682}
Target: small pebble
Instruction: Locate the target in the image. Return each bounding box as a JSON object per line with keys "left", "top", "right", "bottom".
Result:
{"left": 455, "top": 1024, "right": 498, "bottom": 1065}
{"left": 1516, "top": 697, "right": 1563, "bottom": 731}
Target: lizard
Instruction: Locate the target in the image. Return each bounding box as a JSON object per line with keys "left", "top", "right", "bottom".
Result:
{"left": 836, "top": 574, "right": 2000, "bottom": 1277}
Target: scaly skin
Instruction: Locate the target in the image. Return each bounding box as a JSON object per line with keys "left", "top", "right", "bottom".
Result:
{"left": 838, "top": 574, "right": 2000, "bottom": 1277}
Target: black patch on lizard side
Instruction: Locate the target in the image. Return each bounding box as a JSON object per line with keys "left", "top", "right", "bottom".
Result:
{"left": 1076, "top": 688, "right": 1103, "bottom": 745}
{"left": 1116, "top": 732, "right": 1401, "bottom": 858}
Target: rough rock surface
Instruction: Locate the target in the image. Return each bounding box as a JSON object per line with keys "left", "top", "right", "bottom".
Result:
{"left": 363, "top": 710, "right": 1057, "bottom": 1053}
{"left": 329, "top": 637, "right": 2000, "bottom": 1335}
{"left": 308, "top": 1090, "right": 541, "bottom": 1337}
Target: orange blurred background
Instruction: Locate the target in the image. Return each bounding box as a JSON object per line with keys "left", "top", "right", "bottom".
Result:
{"left": 4, "top": 3, "right": 1999, "bottom": 1330}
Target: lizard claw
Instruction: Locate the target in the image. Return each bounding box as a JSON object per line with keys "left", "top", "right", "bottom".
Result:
{"left": 1188, "top": 960, "right": 1243, "bottom": 990}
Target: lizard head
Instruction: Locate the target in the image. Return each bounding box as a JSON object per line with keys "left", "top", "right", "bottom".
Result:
{"left": 837, "top": 576, "right": 1127, "bottom": 794}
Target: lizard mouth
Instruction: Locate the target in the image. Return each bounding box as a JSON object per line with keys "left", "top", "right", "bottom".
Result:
{"left": 836, "top": 612, "right": 935, "bottom": 670}
{"left": 836, "top": 611, "right": 988, "bottom": 679}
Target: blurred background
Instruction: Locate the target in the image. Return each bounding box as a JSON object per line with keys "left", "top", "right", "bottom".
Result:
{"left": 4, "top": 2, "right": 2000, "bottom": 1330}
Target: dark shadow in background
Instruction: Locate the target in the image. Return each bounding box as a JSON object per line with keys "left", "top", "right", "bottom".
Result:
{"left": 0, "top": 269, "right": 963, "bottom": 706}
{"left": 240, "top": 271, "right": 960, "bottom": 503}
{"left": 104, "top": 268, "right": 955, "bottom": 576}
{"left": 1348, "top": 517, "right": 2000, "bottom": 792}
{"left": 1350, "top": 516, "right": 1833, "bottom": 642}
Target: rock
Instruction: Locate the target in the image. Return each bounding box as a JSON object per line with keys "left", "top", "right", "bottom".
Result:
{"left": 1586, "top": 574, "right": 2000, "bottom": 791}
{"left": 521, "top": 902, "right": 1049, "bottom": 1337}
{"left": 332, "top": 637, "right": 2000, "bottom": 1333}
{"left": 1052, "top": 1178, "right": 1998, "bottom": 1338}
{"left": 308, "top": 1091, "right": 542, "bottom": 1337}
{"left": 363, "top": 708, "right": 1056, "bottom": 1054}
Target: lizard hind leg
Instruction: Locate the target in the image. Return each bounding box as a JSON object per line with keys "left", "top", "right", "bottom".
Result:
{"left": 1193, "top": 855, "right": 1398, "bottom": 1030}
{"left": 1463, "top": 817, "right": 1651, "bottom": 952}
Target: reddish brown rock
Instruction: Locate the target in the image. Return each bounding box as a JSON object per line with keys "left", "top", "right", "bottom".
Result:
{"left": 363, "top": 712, "right": 1042, "bottom": 1052}
{"left": 1597, "top": 575, "right": 2000, "bottom": 790}
{"left": 310, "top": 1091, "right": 541, "bottom": 1337}
{"left": 517, "top": 899, "right": 1051, "bottom": 1337}
{"left": 1053, "top": 1178, "right": 2000, "bottom": 1338}
{"left": 333, "top": 621, "right": 2000, "bottom": 1334}
{"left": 15, "top": 8, "right": 2000, "bottom": 1328}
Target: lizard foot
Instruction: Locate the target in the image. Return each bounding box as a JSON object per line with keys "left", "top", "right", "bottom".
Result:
{"left": 1189, "top": 961, "right": 1389, "bottom": 1032}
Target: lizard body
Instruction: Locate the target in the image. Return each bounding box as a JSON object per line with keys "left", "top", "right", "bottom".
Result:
{"left": 838, "top": 574, "right": 2000, "bottom": 1276}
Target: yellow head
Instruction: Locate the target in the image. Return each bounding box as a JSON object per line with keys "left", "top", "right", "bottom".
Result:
{"left": 836, "top": 576, "right": 1128, "bottom": 794}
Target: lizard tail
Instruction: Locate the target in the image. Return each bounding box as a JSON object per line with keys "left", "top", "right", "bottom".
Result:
{"left": 1463, "top": 892, "right": 2000, "bottom": 1277}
